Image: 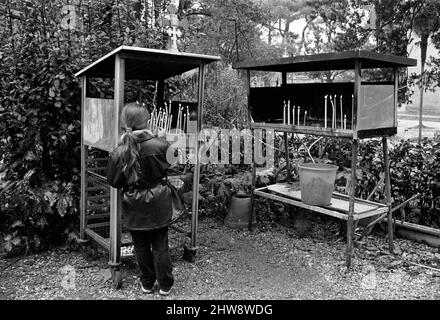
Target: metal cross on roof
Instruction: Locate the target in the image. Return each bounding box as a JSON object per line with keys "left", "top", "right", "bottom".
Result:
{"left": 159, "top": 4, "right": 189, "bottom": 52}
{"left": 361, "top": 4, "right": 376, "bottom": 30}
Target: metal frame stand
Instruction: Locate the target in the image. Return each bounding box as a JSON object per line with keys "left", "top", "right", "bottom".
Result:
{"left": 244, "top": 59, "right": 398, "bottom": 268}
{"left": 77, "top": 47, "right": 219, "bottom": 288}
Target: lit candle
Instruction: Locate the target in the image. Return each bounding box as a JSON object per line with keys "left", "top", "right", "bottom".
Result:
{"left": 175, "top": 107, "right": 181, "bottom": 134}
{"left": 344, "top": 114, "right": 347, "bottom": 130}
{"left": 304, "top": 111, "right": 307, "bottom": 126}
{"left": 168, "top": 115, "right": 173, "bottom": 133}
{"left": 151, "top": 112, "right": 155, "bottom": 132}
{"left": 186, "top": 106, "right": 190, "bottom": 132}
{"left": 330, "top": 97, "right": 334, "bottom": 129}
{"left": 287, "top": 100, "right": 291, "bottom": 125}
{"left": 178, "top": 104, "right": 182, "bottom": 131}
{"left": 159, "top": 112, "right": 163, "bottom": 129}
{"left": 340, "top": 95, "right": 343, "bottom": 129}
{"left": 168, "top": 101, "right": 172, "bottom": 129}
{"left": 157, "top": 109, "right": 162, "bottom": 131}
{"left": 180, "top": 107, "right": 184, "bottom": 133}
{"left": 292, "top": 104, "right": 295, "bottom": 126}
{"left": 333, "top": 95, "right": 337, "bottom": 128}
{"left": 297, "top": 106, "right": 301, "bottom": 126}
{"left": 283, "top": 101, "right": 286, "bottom": 125}
{"left": 351, "top": 94, "right": 354, "bottom": 126}
{"left": 324, "top": 95, "right": 328, "bottom": 128}
{"left": 183, "top": 113, "right": 187, "bottom": 133}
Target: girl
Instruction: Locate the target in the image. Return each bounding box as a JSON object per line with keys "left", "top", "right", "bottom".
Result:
{"left": 107, "top": 102, "right": 181, "bottom": 296}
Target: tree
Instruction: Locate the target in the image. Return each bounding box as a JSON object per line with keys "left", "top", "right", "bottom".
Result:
{"left": 259, "top": 0, "right": 311, "bottom": 56}
{"left": 411, "top": 1, "right": 440, "bottom": 143}
{"left": 295, "top": 0, "right": 373, "bottom": 82}
{"left": 180, "top": 0, "right": 270, "bottom": 63}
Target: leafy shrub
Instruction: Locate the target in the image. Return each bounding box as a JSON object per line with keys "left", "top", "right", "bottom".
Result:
{"left": 0, "top": 0, "right": 166, "bottom": 256}
{"left": 308, "top": 137, "right": 440, "bottom": 229}
{"left": 0, "top": 175, "right": 78, "bottom": 256}
{"left": 390, "top": 139, "right": 440, "bottom": 228}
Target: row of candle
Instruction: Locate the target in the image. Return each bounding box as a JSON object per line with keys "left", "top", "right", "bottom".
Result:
{"left": 281, "top": 95, "right": 352, "bottom": 129}
{"left": 282, "top": 100, "right": 307, "bottom": 126}
{"left": 175, "top": 104, "right": 190, "bottom": 135}
{"left": 147, "top": 101, "right": 173, "bottom": 135}
{"left": 144, "top": 101, "right": 192, "bottom": 136}
{"left": 324, "top": 94, "right": 351, "bottom": 130}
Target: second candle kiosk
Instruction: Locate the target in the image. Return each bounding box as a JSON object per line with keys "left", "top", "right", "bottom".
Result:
{"left": 233, "top": 51, "right": 417, "bottom": 267}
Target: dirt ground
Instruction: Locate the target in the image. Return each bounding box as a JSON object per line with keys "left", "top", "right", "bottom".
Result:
{"left": 1, "top": 216, "right": 440, "bottom": 300}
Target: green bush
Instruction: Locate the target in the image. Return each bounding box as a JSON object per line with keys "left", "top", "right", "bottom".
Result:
{"left": 390, "top": 139, "right": 440, "bottom": 228}
{"left": 313, "top": 138, "right": 440, "bottom": 229}
{"left": 0, "top": 0, "right": 166, "bottom": 256}
{"left": 0, "top": 176, "right": 78, "bottom": 256}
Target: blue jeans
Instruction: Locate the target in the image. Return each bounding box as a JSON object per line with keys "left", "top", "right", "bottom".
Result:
{"left": 130, "top": 228, "right": 174, "bottom": 291}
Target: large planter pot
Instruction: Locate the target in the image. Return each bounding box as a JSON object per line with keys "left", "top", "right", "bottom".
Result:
{"left": 224, "top": 195, "right": 256, "bottom": 230}
{"left": 298, "top": 163, "right": 337, "bottom": 206}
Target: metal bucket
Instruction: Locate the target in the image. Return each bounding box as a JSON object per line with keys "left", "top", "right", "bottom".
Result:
{"left": 298, "top": 163, "right": 337, "bottom": 206}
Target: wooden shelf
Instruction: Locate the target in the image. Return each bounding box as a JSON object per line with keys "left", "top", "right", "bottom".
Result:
{"left": 250, "top": 122, "right": 353, "bottom": 138}
{"left": 249, "top": 122, "right": 397, "bottom": 139}
{"left": 254, "top": 183, "right": 388, "bottom": 221}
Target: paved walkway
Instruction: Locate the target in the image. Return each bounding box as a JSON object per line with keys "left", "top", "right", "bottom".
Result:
{"left": 397, "top": 112, "right": 440, "bottom": 139}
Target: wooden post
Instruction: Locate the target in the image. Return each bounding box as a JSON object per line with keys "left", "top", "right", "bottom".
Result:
{"left": 281, "top": 71, "right": 287, "bottom": 86}
{"left": 394, "top": 68, "right": 398, "bottom": 128}
{"left": 347, "top": 139, "right": 357, "bottom": 267}
{"left": 80, "top": 75, "right": 87, "bottom": 240}
{"left": 352, "top": 59, "right": 360, "bottom": 136}
{"left": 383, "top": 137, "right": 394, "bottom": 253}
{"left": 418, "top": 53, "right": 425, "bottom": 144}
{"left": 190, "top": 63, "right": 205, "bottom": 250}
{"left": 284, "top": 133, "right": 291, "bottom": 181}
{"left": 281, "top": 71, "right": 291, "bottom": 182}
{"left": 346, "top": 59, "right": 361, "bottom": 267}
{"left": 109, "top": 54, "right": 124, "bottom": 267}
{"left": 247, "top": 70, "right": 257, "bottom": 231}
{"left": 249, "top": 131, "right": 257, "bottom": 232}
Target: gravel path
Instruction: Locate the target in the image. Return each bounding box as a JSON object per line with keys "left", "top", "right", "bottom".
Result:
{"left": 1, "top": 217, "right": 440, "bottom": 300}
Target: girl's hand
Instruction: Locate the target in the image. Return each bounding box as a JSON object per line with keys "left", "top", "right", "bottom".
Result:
{"left": 157, "top": 127, "right": 166, "bottom": 138}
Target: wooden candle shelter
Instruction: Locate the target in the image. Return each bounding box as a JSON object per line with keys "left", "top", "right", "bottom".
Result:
{"left": 233, "top": 51, "right": 416, "bottom": 267}
{"left": 75, "top": 46, "right": 220, "bottom": 288}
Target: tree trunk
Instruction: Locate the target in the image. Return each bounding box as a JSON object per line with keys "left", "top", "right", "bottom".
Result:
{"left": 418, "top": 33, "right": 428, "bottom": 143}
{"left": 268, "top": 21, "right": 272, "bottom": 45}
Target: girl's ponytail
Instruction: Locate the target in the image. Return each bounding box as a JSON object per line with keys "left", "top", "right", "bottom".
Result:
{"left": 118, "top": 102, "right": 150, "bottom": 186}
{"left": 119, "top": 127, "right": 141, "bottom": 185}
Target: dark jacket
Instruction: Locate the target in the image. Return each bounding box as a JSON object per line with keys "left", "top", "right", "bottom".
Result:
{"left": 106, "top": 131, "right": 174, "bottom": 231}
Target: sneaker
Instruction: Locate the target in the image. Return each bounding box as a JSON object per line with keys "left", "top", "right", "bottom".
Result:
{"left": 159, "top": 286, "right": 173, "bottom": 296}
{"left": 141, "top": 284, "right": 155, "bottom": 294}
